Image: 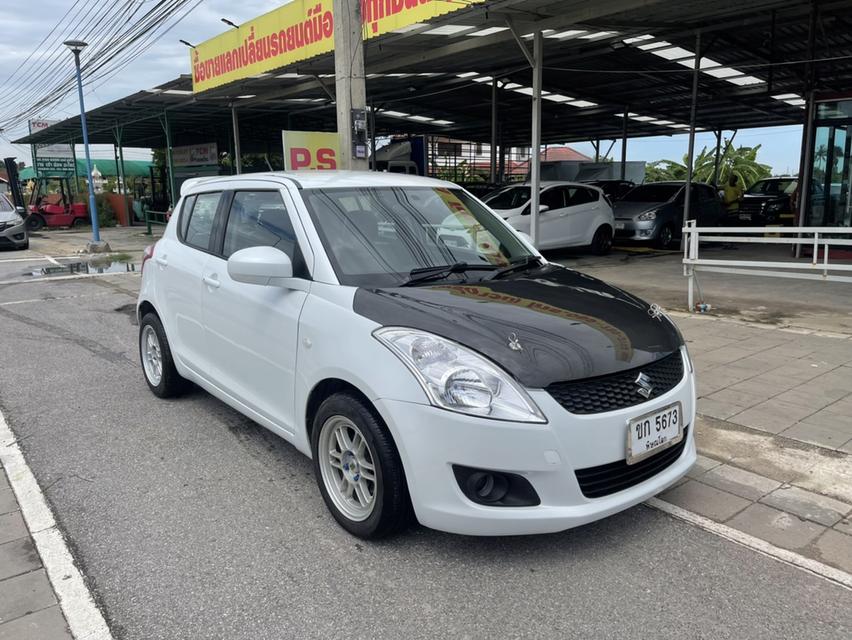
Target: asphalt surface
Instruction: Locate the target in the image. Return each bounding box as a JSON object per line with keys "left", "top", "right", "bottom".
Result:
{"left": 0, "top": 254, "right": 850, "bottom": 640}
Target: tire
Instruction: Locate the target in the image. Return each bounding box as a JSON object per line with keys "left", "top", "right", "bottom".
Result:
{"left": 17, "top": 239, "right": 29, "bottom": 251}
{"left": 26, "top": 214, "right": 45, "bottom": 232}
{"left": 312, "top": 392, "right": 411, "bottom": 539}
{"left": 139, "top": 312, "right": 189, "bottom": 398}
{"left": 71, "top": 217, "right": 87, "bottom": 228}
{"left": 590, "top": 225, "right": 613, "bottom": 255}
{"left": 654, "top": 223, "right": 675, "bottom": 250}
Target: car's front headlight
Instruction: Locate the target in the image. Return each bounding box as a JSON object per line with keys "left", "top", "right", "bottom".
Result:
{"left": 6, "top": 214, "right": 23, "bottom": 226}
{"left": 765, "top": 202, "right": 784, "bottom": 212}
{"left": 637, "top": 209, "right": 657, "bottom": 221}
{"left": 374, "top": 327, "right": 546, "bottom": 423}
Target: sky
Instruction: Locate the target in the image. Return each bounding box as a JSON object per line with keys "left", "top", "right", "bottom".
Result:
{"left": 0, "top": 1, "right": 804, "bottom": 175}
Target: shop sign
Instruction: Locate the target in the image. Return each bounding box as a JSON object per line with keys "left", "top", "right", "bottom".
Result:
{"left": 191, "top": 0, "right": 485, "bottom": 93}
{"left": 29, "top": 119, "right": 75, "bottom": 174}
{"left": 282, "top": 131, "right": 339, "bottom": 170}
{"left": 172, "top": 143, "right": 219, "bottom": 167}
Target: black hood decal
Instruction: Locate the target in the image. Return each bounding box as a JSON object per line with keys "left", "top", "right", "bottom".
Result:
{"left": 354, "top": 264, "right": 682, "bottom": 388}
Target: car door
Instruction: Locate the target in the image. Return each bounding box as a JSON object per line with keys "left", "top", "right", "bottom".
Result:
{"left": 158, "top": 191, "right": 222, "bottom": 374}
{"left": 200, "top": 187, "right": 311, "bottom": 436}
{"left": 553, "top": 186, "right": 602, "bottom": 247}
{"left": 536, "top": 186, "right": 570, "bottom": 249}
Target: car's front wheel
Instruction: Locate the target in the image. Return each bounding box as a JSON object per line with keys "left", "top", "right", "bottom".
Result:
{"left": 139, "top": 312, "right": 189, "bottom": 398}
{"left": 312, "top": 393, "right": 410, "bottom": 538}
{"left": 654, "top": 223, "right": 676, "bottom": 249}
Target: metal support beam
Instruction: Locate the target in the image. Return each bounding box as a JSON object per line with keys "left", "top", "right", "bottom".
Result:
{"left": 231, "top": 107, "right": 242, "bottom": 174}
{"left": 370, "top": 104, "right": 377, "bottom": 171}
{"left": 333, "top": 0, "right": 368, "bottom": 170}
{"left": 505, "top": 17, "right": 535, "bottom": 68}
{"left": 620, "top": 107, "right": 628, "bottom": 179}
{"left": 530, "top": 31, "right": 543, "bottom": 248}
{"left": 593, "top": 139, "right": 600, "bottom": 162}
{"left": 712, "top": 129, "right": 723, "bottom": 189}
{"left": 490, "top": 78, "right": 498, "bottom": 184}
{"left": 160, "top": 112, "right": 176, "bottom": 208}
{"left": 683, "top": 31, "right": 702, "bottom": 238}
{"left": 115, "top": 126, "right": 131, "bottom": 226}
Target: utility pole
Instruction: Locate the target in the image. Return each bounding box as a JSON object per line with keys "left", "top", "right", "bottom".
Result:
{"left": 333, "top": 0, "right": 369, "bottom": 170}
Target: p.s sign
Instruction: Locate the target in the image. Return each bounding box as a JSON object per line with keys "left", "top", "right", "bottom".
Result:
{"left": 282, "top": 131, "right": 339, "bottom": 170}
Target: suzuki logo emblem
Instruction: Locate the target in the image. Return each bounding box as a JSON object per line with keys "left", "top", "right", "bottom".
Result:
{"left": 508, "top": 332, "right": 523, "bottom": 352}
{"left": 635, "top": 372, "right": 654, "bottom": 398}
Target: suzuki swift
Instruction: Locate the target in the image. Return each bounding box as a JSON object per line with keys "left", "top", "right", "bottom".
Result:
{"left": 137, "top": 172, "right": 696, "bottom": 539}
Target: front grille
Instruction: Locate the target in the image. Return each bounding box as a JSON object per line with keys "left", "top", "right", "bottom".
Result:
{"left": 575, "top": 426, "right": 689, "bottom": 498}
{"left": 546, "top": 351, "right": 684, "bottom": 415}
{"left": 738, "top": 200, "right": 764, "bottom": 216}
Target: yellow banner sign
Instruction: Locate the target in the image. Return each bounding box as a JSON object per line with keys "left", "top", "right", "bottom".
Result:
{"left": 191, "top": 0, "right": 485, "bottom": 93}
{"left": 282, "top": 130, "right": 340, "bottom": 170}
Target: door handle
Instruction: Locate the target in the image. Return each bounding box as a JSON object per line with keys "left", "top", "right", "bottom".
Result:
{"left": 202, "top": 274, "right": 220, "bottom": 289}
{"left": 155, "top": 255, "right": 168, "bottom": 266}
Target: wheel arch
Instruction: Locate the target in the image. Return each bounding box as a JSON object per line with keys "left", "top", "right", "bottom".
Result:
{"left": 305, "top": 378, "right": 377, "bottom": 451}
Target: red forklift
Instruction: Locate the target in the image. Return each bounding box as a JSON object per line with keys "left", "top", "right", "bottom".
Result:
{"left": 26, "top": 175, "right": 88, "bottom": 231}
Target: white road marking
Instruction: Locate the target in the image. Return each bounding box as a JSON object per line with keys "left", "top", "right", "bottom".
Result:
{"left": 0, "top": 255, "right": 82, "bottom": 264}
{"left": 0, "top": 410, "right": 114, "bottom": 640}
{"left": 0, "top": 291, "right": 113, "bottom": 307}
{"left": 44, "top": 254, "right": 62, "bottom": 266}
{"left": 647, "top": 497, "right": 852, "bottom": 591}
{"left": 0, "top": 271, "right": 139, "bottom": 286}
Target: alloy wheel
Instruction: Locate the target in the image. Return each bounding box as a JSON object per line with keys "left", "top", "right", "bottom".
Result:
{"left": 141, "top": 324, "right": 163, "bottom": 386}
{"left": 318, "top": 415, "right": 377, "bottom": 521}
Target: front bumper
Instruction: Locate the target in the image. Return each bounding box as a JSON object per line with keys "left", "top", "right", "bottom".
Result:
{"left": 614, "top": 218, "right": 658, "bottom": 241}
{"left": 375, "top": 363, "right": 696, "bottom": 536}
{"left": 0, "top": 220, "right": 27, "bottom": 248}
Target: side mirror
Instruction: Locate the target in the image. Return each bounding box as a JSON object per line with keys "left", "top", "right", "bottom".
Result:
{"left": 15, "top": 206, "right": 25, "bottom": 215}
{"left": 539, "top": 204, "right": 550, "bottom": 213}
{"left": 227, "top": 246, "right": 294, "bottom": 287}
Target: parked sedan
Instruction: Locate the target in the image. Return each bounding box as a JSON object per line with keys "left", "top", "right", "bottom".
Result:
{"left": 0, "top": 193, "right": 28, "bottom": 250}
{"left": 483, "top": 181, "right": 615, "bottom": 254}
{"left": 137, "top": 171, "right": 696, "bottom": 539}
{"left": 614, "top": 182, "right": 724, "bottom": 249}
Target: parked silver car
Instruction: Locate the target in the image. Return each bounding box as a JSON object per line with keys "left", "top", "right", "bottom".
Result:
{"left": 0, "top": 193, "right": 28, "bottom": 250}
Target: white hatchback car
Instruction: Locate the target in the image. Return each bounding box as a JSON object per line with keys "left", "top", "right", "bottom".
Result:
{"left": 483, "top": 181, "right": 614, "bottom": 254}
{"left": 137, "top": 172, "right": 696, "bottom": 539}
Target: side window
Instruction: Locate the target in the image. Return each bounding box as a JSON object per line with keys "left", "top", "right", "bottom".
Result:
{"left": 184, "top": 192, "right": 221, "bottom": 251}
{"left": 222, "top": 191, "right": 305, "bottom": 276}
{"left": 177, "top": 195, "right": 197, "bottom": 241}
{"left": 540, "top": 187, "right": 566, "bottom": 210}
{"left": 568, "top": 187, "right": 599, "bottom": 206}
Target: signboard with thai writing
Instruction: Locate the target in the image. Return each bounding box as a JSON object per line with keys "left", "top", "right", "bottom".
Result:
{"left": 29, "top": 119, "right": 75, "bottom": 175}
{"left": 172, "top": 143, "right": 219, "bottom": 167}
{"left": 282, "top": 130, "right": 339, "bottom": 170}
{"left": 191, "top": 0, "right": 485, "bottom": 93}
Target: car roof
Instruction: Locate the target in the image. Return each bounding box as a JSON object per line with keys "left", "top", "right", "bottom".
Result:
{"left": 180, "top": 171, "right": 458, "bottom": 197}
{"left": 502, "top": 181, "right": 600, "bottom": 189}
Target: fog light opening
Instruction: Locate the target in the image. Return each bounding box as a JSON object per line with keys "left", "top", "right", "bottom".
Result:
{"left": 467, "top": 471, "right": 509, "bottom": 503}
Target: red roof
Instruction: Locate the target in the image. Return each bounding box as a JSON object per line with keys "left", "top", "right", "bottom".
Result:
{"left": 540, "top": 146, "right": 592, "bottom": 162}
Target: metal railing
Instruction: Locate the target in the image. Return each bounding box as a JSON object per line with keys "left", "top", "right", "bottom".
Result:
{"left": 143, "top": 208, "right": 169, "bottom": 235}
{"left": 682, "top": 220, "right": 852, "bottom": 310}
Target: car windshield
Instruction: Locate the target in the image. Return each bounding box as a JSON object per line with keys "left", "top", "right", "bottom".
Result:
{"left": 484, "top": 186, "right": 531, "bottom": 210}
{"left": 302, "top": 186, "right": 534, "bottom": 287}
{"left": 0, "top": 194, "right": 13, "bottom": 212}
{"left": 622, "top": 184, "right": 682, "bottom": 202}
{"left": 747, "top": 179, "right": 797, "bottom": 195}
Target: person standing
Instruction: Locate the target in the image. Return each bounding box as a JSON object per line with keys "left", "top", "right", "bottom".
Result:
{"left": 723, "top": 174, "right": 744, "bottom": 217}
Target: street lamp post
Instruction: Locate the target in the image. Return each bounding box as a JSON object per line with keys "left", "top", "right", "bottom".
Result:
{"left": 64, "top": 39, "right": 102, "bottom": 246}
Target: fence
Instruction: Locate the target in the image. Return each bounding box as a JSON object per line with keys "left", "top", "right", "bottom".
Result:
{"left": 682, "top": 220, "right": 852, "bottom": 310}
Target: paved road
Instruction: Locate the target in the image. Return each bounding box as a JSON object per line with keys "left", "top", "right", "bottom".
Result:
{"left": 0, "top": 259, "right": 850, "bottom": 639}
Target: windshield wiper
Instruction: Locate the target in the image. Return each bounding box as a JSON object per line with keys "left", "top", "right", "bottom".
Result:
{"left": 484, "top": 255, "right": 544, "bottom": 281}
{"left": 400, "top": 262, "right": 497, "bottom": 287}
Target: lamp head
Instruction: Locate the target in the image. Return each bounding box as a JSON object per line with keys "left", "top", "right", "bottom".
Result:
{"left": 63, "top": 40, "right": 88, "bottom": 53}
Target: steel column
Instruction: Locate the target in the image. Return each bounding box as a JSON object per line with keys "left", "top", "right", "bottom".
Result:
{"left": 712, "top": 130, "right": 723, "bottom": 189}
{"left": 231, "top": 107, "right": 242, "bottom": 174}
{"left": 620, "top": 108, "right": 628, "bottom": 179}
{"left": 683, "top": 31, "right": 702, "bottom": 236}
{"left": 161, "top": 112, "right": 176, "bottom": 208}
{"left": 530, "top": 31, "right": 543, "bottom": 247}
{"left": 490, "top": 78, "right": 498, "bottom": 184}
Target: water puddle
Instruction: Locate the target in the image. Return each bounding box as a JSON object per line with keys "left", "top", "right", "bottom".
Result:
{"left": 30, "top": 261, "right": 138, "bottom": 277}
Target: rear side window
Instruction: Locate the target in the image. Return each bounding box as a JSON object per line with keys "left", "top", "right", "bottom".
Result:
{"left": 184, "top": 192, "right": 221, "bottom": 251}
{"left": 177, "top": 195, "right": 197, "bottom": 240}
{"left": 567, "top": 187, "right": 598, "bottom": 206}
{"left": 540, "top": 187, "right": 566, "bottom": 209}
{"left": 222, "top": 190, "right": 306, "bottom": 276}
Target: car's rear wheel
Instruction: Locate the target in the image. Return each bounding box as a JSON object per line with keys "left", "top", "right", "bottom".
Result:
{"left": 590, "top": 225, "right": 613, "bottom": 255}
{"left": 312, "top": 393, "right": 410, "bottom": 539}
{"left": 71, "top": 217, "right": 87, "bottom": 228}
{"left": 26, "top": 214, "right": 45, "bottom": 232}
{"left": 139, "top": 312, "right": 189, "bottom": 398}
{"left": 654, "top": 223, "right": 675, "bottom": 249}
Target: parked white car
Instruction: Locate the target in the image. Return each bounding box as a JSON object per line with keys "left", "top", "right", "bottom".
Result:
{"left": 137, "top": 172, "right": 696, "bottom": 539}
{"left": 483, "top": 181, "right": 614, "bottom": 254}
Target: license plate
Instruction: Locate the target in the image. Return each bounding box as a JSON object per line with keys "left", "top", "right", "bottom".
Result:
{"left": 626, "top": 402, "right": 683, "bottom": 465}
{"left": 615, "top": 222, "right": 625, "bottom": 230}
{"left": 738, "top": 214, "right": 751, "bottom": 221}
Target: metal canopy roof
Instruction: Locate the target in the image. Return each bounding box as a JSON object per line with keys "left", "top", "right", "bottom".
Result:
{"left": 16, "top": 0, "right": 851, "bottom": 151}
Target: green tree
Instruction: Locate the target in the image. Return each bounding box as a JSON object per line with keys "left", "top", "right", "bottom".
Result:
{"left": 646, "top": 143, "right": 772, "bottom": 188}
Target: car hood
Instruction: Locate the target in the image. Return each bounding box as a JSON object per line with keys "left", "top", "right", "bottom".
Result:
{"left": 353, "top": 264, "right": 682, "bottom": 388}
{"left": 613, "top": 201, "right": 668, "bottom": 218}
{"left": 0, "top": 210, "right": 21, "bottom": 223}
